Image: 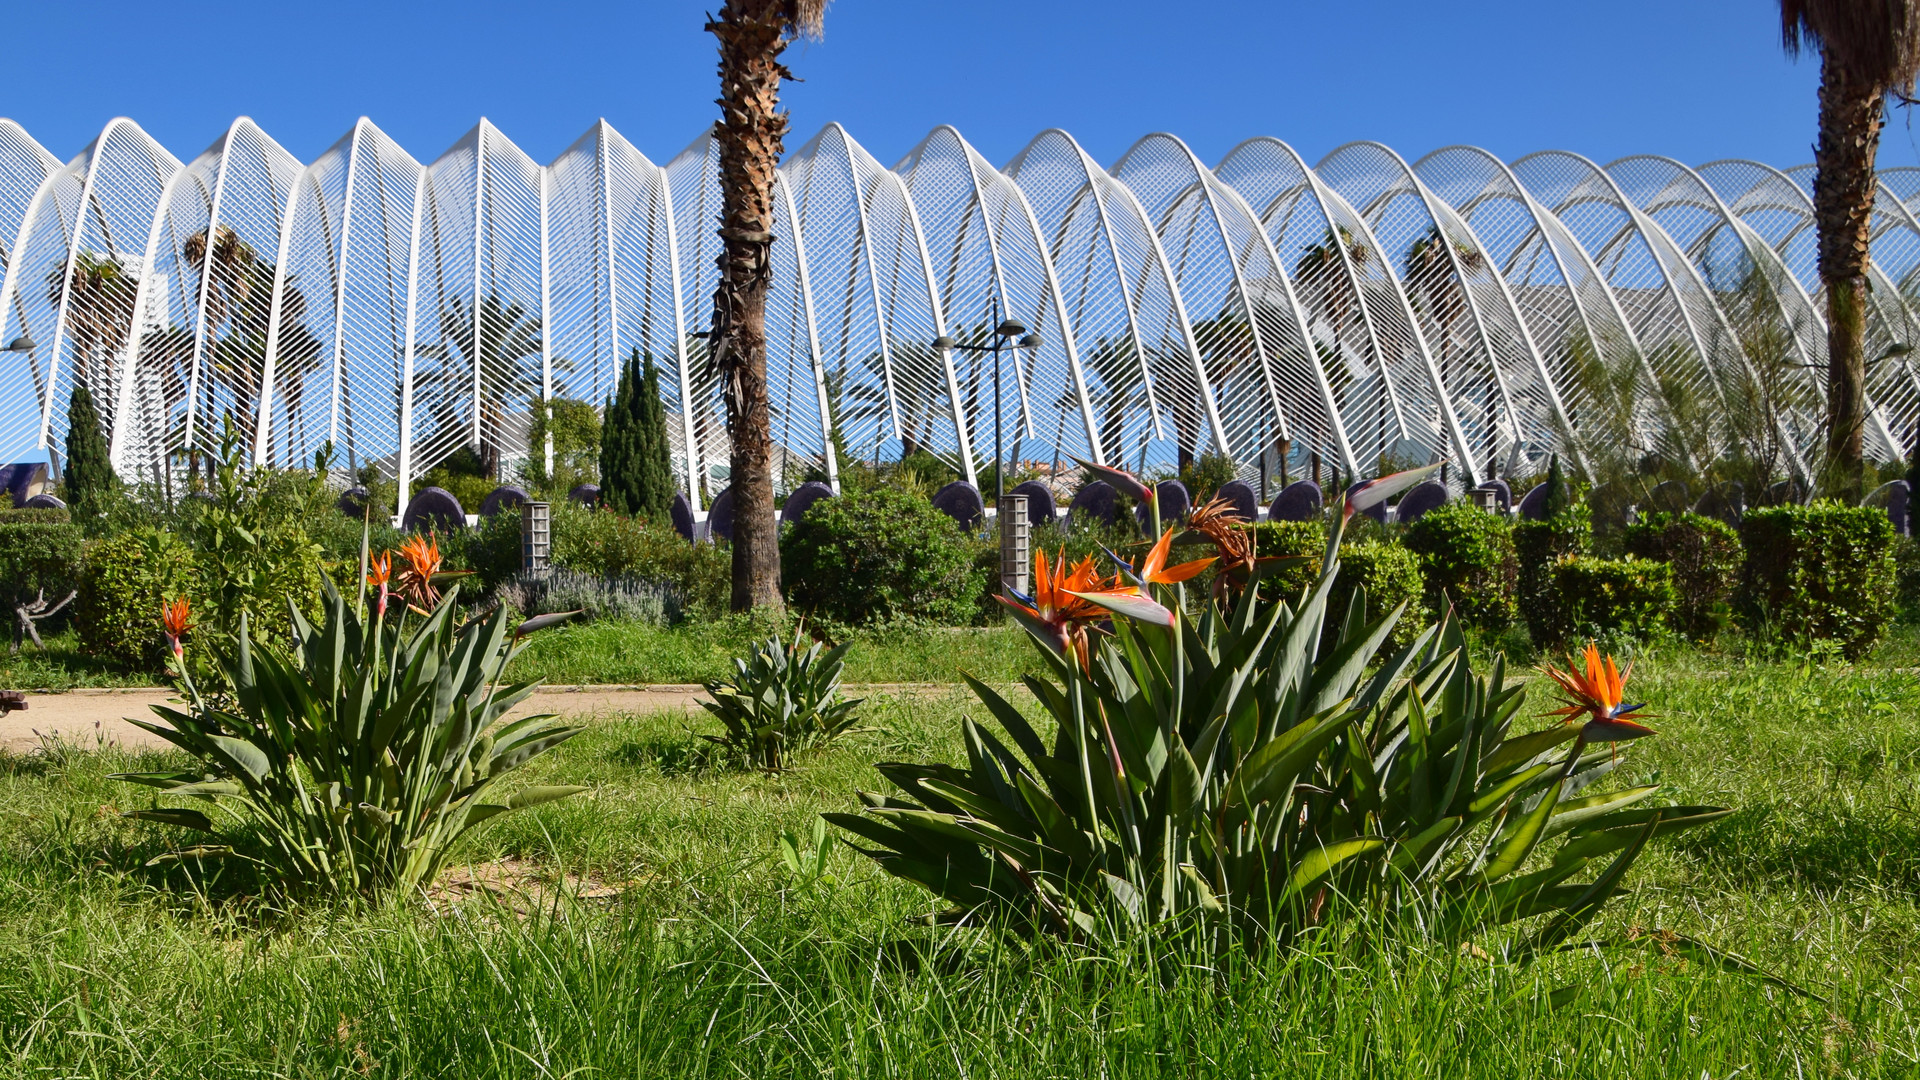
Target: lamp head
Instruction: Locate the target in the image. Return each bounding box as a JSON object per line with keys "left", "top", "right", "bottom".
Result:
{"left": 3, "top": 335, "right": 33, "bottom": 352}
{"left": 1018, "top": 334, "right": 1041, "bottom": 350}
{"left": 931, "top": 335, "right": 954, "bottom": 350}
{"left": 995, "top": 319, "right": 1026, "bottom": 338}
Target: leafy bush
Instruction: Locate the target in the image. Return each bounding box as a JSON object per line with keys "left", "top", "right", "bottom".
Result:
{"left": 1736, "top": 502, "right": 1896, "bottom": 659}
{"left": 782, "top": 487, "right": 985, "bottom": 629}
{"left": 831, "top": 515, "right": 1727, "bottom": 949}
{"left": 418, "top": 445, "right": 492, "bottom": 516}
{"left": 0, "top": 506, "right": 71, "bottom": 524}
{"left": 524, "top": 396, "right": 601, "bottom": 496}
{"left": 1514, "top": 506, "right": 1590, "bottom": 646}
{"left": 116, "top": 581, "right": 584, "bottom": 900}
{"left": 461, "top": 509, "right": 525, "bottom": 592}
{"left": 0, "top": 518, "right": 84, "bottom": 645}
{"left": 75, "top": 528, "right": 195, "bottom": 670}
{"left": 1251, "top": 519, "right": 1326, "bottom": 599}
{"left": 1623, "top": 512, "right": 1740, "bottom": 642}
{"left": 1329, "top": 539, "right": 1429, "bottom": 650}
{"left": 177, "top": 430, "right": 326, "bottom": 657}
{"left": 1895, "top": 535, "right": 1920, "bottom": 623}
{"left": 1179, "top": 452, "right": 1238, "bottom": 504}
{"left": 550, "top": 501, "right": 729, "bottom": 617}
{"left": 495, "top": 569, "right": 681, "bottom": 626}
{"left": 700, "top": 627, "right": 864, "bottom": 769}
{"left": 1532, "top": 557, "right": 1676, "bottom": 648}
{"left": 1403, "top": 501, "right": 1518, "bottom": 630}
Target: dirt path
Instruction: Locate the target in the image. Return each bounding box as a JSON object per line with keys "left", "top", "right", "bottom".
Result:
{"left": 0, "top": 683, "right": 951, "bottom": 755}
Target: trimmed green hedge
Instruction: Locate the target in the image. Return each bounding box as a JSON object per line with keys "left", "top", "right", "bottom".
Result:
{"left": 1403, "top": 501, "right": 1518, "bottom": 630}
{"left": 0, "top": 506, "right": 71, "bottom": 524}
{"left": 782, "top": 487, "right": 986, "bottom": 629}
{"left": 0, "top": 520, "right": 82, "bottom": 604}
{"left": 1534, "top": 556, "right": 1676, "bottom": 648}
{"left": 1736, "top": 503, "right": 1895, "bottom": 659}
{"left": 74, "top": 528, "right": 195, "bottom": 671}
{"left": 1514, "top": 507, "right": 1590, "bottom": 646}
{"left": 1623, "top": 511, "right": 1741, "bottom": 642}
{"left": 1329, "top": 539, "right": 1429, "bottom": 650}
{"left": 1252, "top": 519, "right": 1326, "bottom": 601}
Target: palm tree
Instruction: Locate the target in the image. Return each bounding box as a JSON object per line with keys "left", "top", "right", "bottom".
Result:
{"left": 705, "top": 0, "right": 826, "bottom": 613}
{"left": 438, "top": 294, "right": 544, "bottom": 479}
{"left": 45, "top": 251, "right": 139, "bottom": 392}
{"left": 1780, "top": 0, "right": 1920, "bottom": 497}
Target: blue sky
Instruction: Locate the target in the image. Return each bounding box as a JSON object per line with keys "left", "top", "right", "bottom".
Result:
{"left": 0, "top": 0, "right": 1893, "bottom": 172}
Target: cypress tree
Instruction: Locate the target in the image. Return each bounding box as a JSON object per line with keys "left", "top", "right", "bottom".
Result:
{"left": 64, "top": 382, "right": 115, "bottom": 528}
{"left": 599, "top": 350, "right": 640, "bottom": 513}
{"left": 634, "top": 352, "right": 674, "bottom": 521}
{"left": 1542, "top": 453, "right": 1570, "bottom": 518}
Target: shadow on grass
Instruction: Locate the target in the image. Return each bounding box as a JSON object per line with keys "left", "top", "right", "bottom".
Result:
{"left": 1673, "top": 802, "right": 1920, "bottom": 896}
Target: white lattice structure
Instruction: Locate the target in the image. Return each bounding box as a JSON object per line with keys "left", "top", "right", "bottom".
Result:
{"left": 1, "top": 116, "right": 1913, "bottom": 511}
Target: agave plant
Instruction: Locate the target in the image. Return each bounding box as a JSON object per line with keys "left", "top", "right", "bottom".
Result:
{"left": 828, "top": 465, "right": 1730, "bottom": 951}
{"left": 701, "top": 626, "right": 864, "bottom": 769}
{"left": 116, "top": 543, "right": 586, "bottom": 900}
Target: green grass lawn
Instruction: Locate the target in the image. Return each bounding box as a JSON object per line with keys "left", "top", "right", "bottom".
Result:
{"left": 5, "top": 643, "right": 1920, "bottom": 1076}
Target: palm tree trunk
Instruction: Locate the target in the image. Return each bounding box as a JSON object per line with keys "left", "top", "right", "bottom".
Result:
{"left": 708, "top": 0, "right": 788, "bottom": 613}
{"left": 1815, "top": 53, "right": 1884, "bottom": 500}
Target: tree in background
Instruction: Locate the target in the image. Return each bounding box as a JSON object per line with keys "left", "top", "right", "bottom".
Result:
{"left": 1780, "top": 1, "right": 1920, "bottom": 499}
{"left": 635, "top": 352, "right": 675, "bottom": 522}
{"left": 526, "top": 396, "right": 602, "bottom": 496}
{"left": 63, "top": 382, "right": 116, "bottom": 529}
{"left": 705, "top": 0, "right": 827, "bottom": 613}
{"left": 599, "top": 350, "right": 642, "bottom": 514}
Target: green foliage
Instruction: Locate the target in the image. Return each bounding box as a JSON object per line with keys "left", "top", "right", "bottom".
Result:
{"left": 418, "top": 445, "right": 491, "bottom": 516}
{"left": 1403, "top": 501, "right": 1518, "bottom": 630}
{"left": 1624, "top": 512, "right": 1741, "bottom": 642}
{"left": 1329, "top": 539, "right": 1428, "bottom": 650}
{"left": 1737, "top": 502, "right": 1896, "bottom": 659}
{"left": 114, "top": 583, "right": 585, "bottom": 900}
{"left": 831, "top": 521, "right": 1726, "bottom": 949}
{"left": 74, "top": 528, "right": 194, "bottom": 670}
{"left": 524, "top": 397, "right": 602, "bottom": 496}
{"left": 599, "top": 350, "right": 675, "bottom": 520}
{"left": 1532, "top": 556, "right": 1677, "bottom": 648}
{"left": 177, "top": 428, "right": 326, "bottom": 658}
{"left": 1895, "top": 535, "right": 1920, "bottom": 623}
{"left": 782, "top": 487, "right": 986, "bottom": 629}
{"left": 0, "top": 506, "right": 71, "bottom": 524}
{"left": 461, "top": 509, "right": 524, "bottom": 592}
{"left": 1251, "top": 519, "right": 1326, "bottom": 598}
{"left": 62, "top": 383, "right": 117, "bottom": 530}
{"left": 1514, "top": 505, "right": 1591, "bottom": 646}
{"left": 700, "top": 627, "right": 865, "bottom": 769}
{"left": 549, "top": 501, "right": 729, "bottom": 618}
{"left": 1179, "top": 452, "right": 1238, "bottom": 504}
{"left": 0, "top": 519, "right": 82, "bottom": 604}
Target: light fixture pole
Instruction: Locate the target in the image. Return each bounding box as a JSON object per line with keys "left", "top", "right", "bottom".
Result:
{"left": 932, "top": 300, "right": 1040, "bottom": 511}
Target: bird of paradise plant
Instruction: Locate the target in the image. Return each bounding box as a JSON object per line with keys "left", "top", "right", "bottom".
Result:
{"left": 1541, "top": 642, "right": 1657, "bottom": 748}
{"left": 159, "top": 597, "right": 193, "bottom": 663}
{"left": 831, "top": 463, "right": 1734, "bottom": 964}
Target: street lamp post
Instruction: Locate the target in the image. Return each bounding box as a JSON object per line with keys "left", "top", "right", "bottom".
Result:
{"left": 932, "top": 300, "right": 1041, "bottom": 512}
{"left": 935, "top": 304, "right": 1041, "bottom": 597}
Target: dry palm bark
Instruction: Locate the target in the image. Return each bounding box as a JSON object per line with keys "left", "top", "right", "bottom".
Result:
{"left": 706, "top": 0, "right": 825, "bottom": 612}
{"left": 1782, "top": 0, "right": 1920, "bottom": 498}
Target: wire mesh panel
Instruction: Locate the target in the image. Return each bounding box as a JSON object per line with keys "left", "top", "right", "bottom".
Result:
{"left": 662, "top": 130, "right": 729, "bottom": 502}
{"left": 0, "top": 124, "right": 67, "bottom": 464}
{"left": 1113, "top": 133, "right": 1331, "bottom": 483}
{"left": 1512, "top": 151, "right": 1730, "bottom": 473}
{"left": 544, "top": 123, "right": 619, "bottom": 455}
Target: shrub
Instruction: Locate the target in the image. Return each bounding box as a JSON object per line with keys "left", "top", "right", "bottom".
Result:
{"left": 64, "top": 382, "right": 118, "bottom": 530}
{"left": 1736, "top": 502, "right": 1896, "bottom": 659}
{"left": 178, "top": 429, "right": 326, "bottom": 657}
{"left": 524, "top": 396, "right": 601, "bottom": 496}
{"left": 1514, "top": 507, "right": 1590, "bottom": 646}
{"left": 1252, "top": 519, "right": 1326, "bottom": 599}
{"left": 75, "top": 528, "right": 195, "bottom": 670}
{"left": 1329, "top": 539, "right": 1429, "bottom": 650}
{"left": 1179, "top": 452, "right": 1238, "bottom": 504}
{"left": 0, "top": 518, "right": 84, "bottom": 645}
{"left": 1895, "top": 535, "right": 1920, "bottom": 623}
{"left": 1403, "top": 501, "right": 1518, "bottom": 629}
{"left": 831, "top": 514, "right": 1727, "bottom": 948}
{"left": 782, "top": 487, "right": 985, "bottom": 628}
{"left": 0, "top": 506, "right": 71, "bottom": 524}
{"left": 462, "top": 509, "right": 525, "bottom": 592}
{"left": 700, "top": 627, "right": 864, "bottom": 769}
{"left": 495, "top": 569, "right": 681, "bottom": 626}
{"left": 116, "top": 581, "right": 585, "bottom": 900}
{"left": 1623, "top": 512, "right": 1740, "bottom": 642}
{"left": 1532, "top": 556, "right": 1676, "bottom": 648}
{"left": 550, "top": 501, "right": 729, "bottom": 617}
